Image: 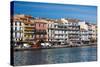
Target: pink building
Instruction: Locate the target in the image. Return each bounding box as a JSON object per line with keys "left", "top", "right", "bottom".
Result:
{"left": 33, "top": 19, "right": 48, "bottom": 42}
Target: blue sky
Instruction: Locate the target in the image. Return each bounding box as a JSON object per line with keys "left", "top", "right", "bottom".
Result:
{"left": 11, "top": 1, "right": 97, "bottom": 23}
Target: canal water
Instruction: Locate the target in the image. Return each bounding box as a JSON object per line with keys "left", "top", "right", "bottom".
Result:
{"left": 14, "top": 46, "right": 97, "bottom": 66}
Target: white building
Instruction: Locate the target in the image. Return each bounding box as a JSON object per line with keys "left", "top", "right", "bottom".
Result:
{"left": 67, "top": 19, "right": 81, "bottom": 44}
{"left": 78, "top": 21, "right": 89, "bottom": 42}
{"left": 48, "top": 19, "right": 68, "bottom": 45}
{"left": 13, "top": 21, "right": 24, "bottom": 42}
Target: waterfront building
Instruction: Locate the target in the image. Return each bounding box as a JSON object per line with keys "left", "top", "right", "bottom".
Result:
{"left": 33, "top": 19, "right": 48, "bottom": 44}
{"left": 12, "top": 15, "right": 29, "bottom": 47}
{"left": 23, "top": 20, "right": 35, "bottom": 45}
{"left": 12, "top": 14, "right": 97, "bottom": 47}
{"left": 79, "top": 21, "right": 97, "bottom": 44}
{"left": 12, "top": 15, "right": 49, "bottom": 47}
{"left": 87, "top": 23, "right": 97, "bottom": 43}
{"left": 67, "top": 18, "right": 81, "bottom": 45}
{"left": 48, "top": 18, "right": 68, "bottom": 45}
{"left": 78, "top": 21, "right": 89, "bottom": 44}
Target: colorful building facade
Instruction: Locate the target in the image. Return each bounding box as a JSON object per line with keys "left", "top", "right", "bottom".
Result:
{"left": 11, "top": 14, "right": 97, "bottom": 47}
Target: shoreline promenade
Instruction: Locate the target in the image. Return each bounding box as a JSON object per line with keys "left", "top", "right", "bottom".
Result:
{"left": 14, "top": 43, "right": 97, "bottom": 51}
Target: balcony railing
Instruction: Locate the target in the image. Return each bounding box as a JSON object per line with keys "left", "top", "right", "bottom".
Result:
{"left": 69, "top": 38, "right": 80, "bottom": 40}
{"left": 35, "top": 37, "right": 47, "bottom": 39}
{"left": 24, "top": 32, "right": 34, "bottom": 33}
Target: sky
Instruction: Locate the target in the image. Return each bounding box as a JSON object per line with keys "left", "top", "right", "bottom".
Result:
{"left": 11, "top": 1, "right": 97, "bottom": 23}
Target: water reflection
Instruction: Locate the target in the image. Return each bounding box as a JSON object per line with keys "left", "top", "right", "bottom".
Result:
{"left": 14, "top": 46, "right": 97, "bottom": 66}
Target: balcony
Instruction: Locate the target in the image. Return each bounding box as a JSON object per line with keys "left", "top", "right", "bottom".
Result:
{"left": 24, "top": 32, "right": 34, "bottom": 34}
{"left": 68, "top": 31, "right": 80, "bottom": 34}
{"left": 13, "top": 30, "right": 23, "bottom": 33}
{"left": 35, "top": 36, "right": 47, "bottom": 39}
{"left": 35, "top": 31, "right": 47, "bottom": 34}
{"left": 69, "top": 35, "right": 80, "bottom": 38}
{"left": 69, "top": 38, "right": 80, "bottom": 41}
{"left": 24, "top": 26, "right": 35, "bottom": 29}
{"left": 54, "top": 32, "right": 68, "bottom": 34}
{"left": 24, "top": 28, "right": 34, "bottom": 31}
{"left": 54, "top": 36, "right": 68, "bottom": 39}
{"left": 68, "top": 27, "right": 79, "bottom": 31}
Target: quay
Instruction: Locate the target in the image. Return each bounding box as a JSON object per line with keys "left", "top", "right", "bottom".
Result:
{"left": 14, "top": 44, "right": 97, "bottom": 51}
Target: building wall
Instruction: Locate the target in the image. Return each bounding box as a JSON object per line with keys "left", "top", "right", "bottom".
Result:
{"left": 34, "top": 21, "right": 48, "bottom": 42}
{"left": 79, "top": 21, "right": 89, "bottom": 42}
{"left": 88, "top": 24, "right": 97, "bottom": 41}
{"left": 67, "top": 21, "right": 80, "bottom": 44}
{"left": 12, "top": 15, "right": 97, "bottom": 47}
{"left": 48, "top": 20, "right": 68, "bottom": 45}
{"left": 23, "top": 23, "right": 35, "bottom": 44}
{"left": 13, "top": 21, "right": 24, "bottom": 42}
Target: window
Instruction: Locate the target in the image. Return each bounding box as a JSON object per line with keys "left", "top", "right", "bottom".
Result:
{"left": 20, "top": 22, "right": 22, "bottom": 26}
{"left": 52, "top": 24, "right": 54, "bottom": 28}
{"left": 38, "top": 24, "right": 40, "bottom": 27}
{"left": 13, "top": 22, "right": 15, "bottom": 26}
{"left": 50, "top": 24, "right": 52, "bottom": 28}
{"left": 55, "top": 35, "right": 58, "bottom": 38}
{"left": 20, "top": 27, "right": 23, "bottom": 30}
{"left": 16, "top": 32, "right": 20, "bottom": 38}
{"left": 32, "top": 35, "right": 35, "bottom": 38}
{"left": 44, "top": 24, "right": 46, "bottom": 27}
{"left": 62, "top": 31, "right": 64, "bottom": 34}
{"left": 15, "top": 22, "right": 17, "bottom": 26}
{"left": 41, "top": 35, "right": 43, "bottom": 37}
{"left": 59, "top": 31, "right": 62, "bottom": 34}
{"left": 13, "top": 32, "right": 15, "bottom": 38}
{"left": 13, "top": 27, "right": 15, "bottom": 31}
{"left": 54, "top": 25, "right": 56, "bottom": 27}
{"left": 29, "top": 35, "right": 32, "bottom": 38}
{"left": 16, "top": 27, "right": 20, "bottom": 31}
{"left": 41, "top": 24, "right": 43, "bottom": 27}
{"left": 16, "top": 21, "right": 20, "bottom": 26}
{"left": 30, "top": 24, "right": 34, "bottom": 26}
{"left": 55, "top": 30, "right": 58, "bottom": 34}
{"left": 25, "top": 35, "right": 28, "bottom": 38}
{"left": 21, "top": 22, "right": 24, "bottom": 26}
{"left": 15, "top": 27, "right": 17, "bottom": 31}
{"left": 21, "top": 33, "right": 23, "bottom": 38}
{"left": 37, "top": 35, "right": 39, "bottom": 38}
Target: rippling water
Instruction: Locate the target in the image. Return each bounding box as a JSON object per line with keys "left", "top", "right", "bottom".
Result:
{"left": 14, "top": 46, "right": 97, "bottom": 66}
